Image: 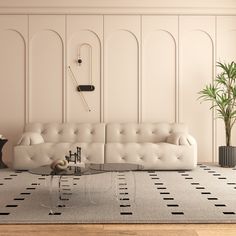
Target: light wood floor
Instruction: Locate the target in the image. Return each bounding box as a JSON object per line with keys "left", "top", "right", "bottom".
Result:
{"left": 0, "top": 224, "right": 236, "bottom": 236}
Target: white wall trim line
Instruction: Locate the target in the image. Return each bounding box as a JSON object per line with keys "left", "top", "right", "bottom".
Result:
{"left": 1, "top": 8, "right": 236, "bottom": 15}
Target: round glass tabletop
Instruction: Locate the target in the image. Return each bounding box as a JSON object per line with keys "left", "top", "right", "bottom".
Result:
{"left": 29, "top": 163, "right": 144, "bottom": 176}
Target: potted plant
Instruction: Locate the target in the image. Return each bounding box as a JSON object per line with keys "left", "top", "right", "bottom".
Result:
{"left": 198, "top": 61, "right": 236, "bottom": 167}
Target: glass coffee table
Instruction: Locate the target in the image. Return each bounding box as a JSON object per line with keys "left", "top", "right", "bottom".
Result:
{"left": 30, "top": 163, "right": 144, "bottom": 175}
{"left": 29, "top": 163, "right": 144, "bottom": 214}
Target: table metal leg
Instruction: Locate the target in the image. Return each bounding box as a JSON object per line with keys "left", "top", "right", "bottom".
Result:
{"left": 130, "top": 171, "right": 137, "bottom": 205}
{"left": 49, "top": 175, "right": 55, "bottom": 214}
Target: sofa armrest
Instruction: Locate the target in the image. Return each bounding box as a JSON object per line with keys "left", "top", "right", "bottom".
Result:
{"left": 17, "top": 132, "right": 44, "bottom": 146}
{"left": 166, "top": 132, "right": 196, "bottom": 146}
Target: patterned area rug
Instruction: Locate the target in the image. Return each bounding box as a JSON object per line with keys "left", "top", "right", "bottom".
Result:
{"left": 1, "top": 163, "right": 236, "bottom": 223}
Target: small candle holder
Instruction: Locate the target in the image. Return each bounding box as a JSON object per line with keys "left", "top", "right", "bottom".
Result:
{"left": 65, "top": 147, "right": 81, "bottom": 165}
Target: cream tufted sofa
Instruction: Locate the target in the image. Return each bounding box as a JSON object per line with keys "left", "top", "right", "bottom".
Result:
{"left": 13, "top": 122, "right": 197, "bottom": 170}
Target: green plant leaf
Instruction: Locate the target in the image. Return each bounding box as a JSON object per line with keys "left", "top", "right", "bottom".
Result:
{"left": 199, "top": 61, "right": 236, "bottom": 146}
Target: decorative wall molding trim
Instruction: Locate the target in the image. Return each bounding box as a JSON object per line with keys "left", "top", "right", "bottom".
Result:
{"left": 1, "top": 8, "right": 236, "bottom": 15}
{"left": 104, "top": 15, "right": 140, "bottom": 123}
{"left": 0, "top": 0, "right": 236, "bottom": 13}
{"left": 28, "top": 15, "right": 65, "bottom": 123}
{"left": 1, "top": 0, "right": 236, "bottom": 15}
{"left": 26, "top": 15, "right": 29, "bottom": 124}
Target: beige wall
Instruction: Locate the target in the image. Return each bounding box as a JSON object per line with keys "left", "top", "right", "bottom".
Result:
{"left": 0, "top": 0, "right": 236, "bottom": 166}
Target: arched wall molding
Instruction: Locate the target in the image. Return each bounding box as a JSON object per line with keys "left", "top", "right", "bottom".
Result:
{"left": 192, "top": 29, "right": 216, "bottom": 162}
{"left": 0, "top": 26, "right": 26, "bottom": 166}
{"left": 29, "top": 29, "right": 64, "bottom": 46}
{"left": 68, "top": 29, "right": 102, "bottom": 83}
{"left": 66, "top": 15, "right": 103, "bottom": 123}
{"left": 105, "top": 29, "right": 139, "bottom": 46}
{"left": 144, "top": 29, "right": 177, "bottom": 47}
{"left": 2, "top": 29, "right": 27, "bottom": 125}
{"left": 180, "top": 26, "right": 215, "bottom": 162}
{"left": 199, "top": 29, "right": 216, "bottom": 162}
{"left": 104, "top": 28, "right": 139, "bottom": 122}
{"left": 142, "top": 29, "right": 177, "bottom": 123}
{"left": 191, "top": 29, "right": 215, "bottom": 47}
{"left": 4, "top": 29, "right": 26, "bottom": 45}
{"left": 29, "top": 28, "right": 64, "bottom": 123}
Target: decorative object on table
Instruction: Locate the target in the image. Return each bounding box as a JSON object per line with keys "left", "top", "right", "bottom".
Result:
{"left": 198, "top": 61, "right": 236, "bottom": 167}
{"left": 50, "top": 159, "right": 69, "bottom": 171}
{"left": 65, "top": 146, "right": 81, "bottom": 165}
{"left": 50, "top": 145, "right": 82, "bottom": 172}
{"left": 0, "top": 135, "right": 8, "bottom": 169}
{"left": 68, "top": 66, "right": 91, "bottom": 112}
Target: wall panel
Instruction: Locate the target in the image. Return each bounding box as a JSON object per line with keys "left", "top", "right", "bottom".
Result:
{"left": 67, "top": 15, "right": 102, "bottom": 122}
{"left": 217, "top": 16, "right": 236, "bottom": 156}
{"left": 179, "top": 16, "right": 215, "bottom": 162}
{"left": 0, "top": 15, "right": 27, "bottom": 166}
{"left": 29, "top": 15, "right": 65, "bottom": 122}
{"left": 104, "top": 15, "right": 140, "bottom": 122}
{"left": 1, "top": 13, "right": 236, "bottom": 166}
{"left": 142, "top": 16, "right": 178, "bottom": 123}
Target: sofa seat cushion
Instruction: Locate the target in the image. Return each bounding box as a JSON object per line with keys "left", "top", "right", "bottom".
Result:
{"left": 13, "top": 142, "right": 104, "bottom": 170}
{"left": 105, "top": 143, "right": 197, "bottom": 170}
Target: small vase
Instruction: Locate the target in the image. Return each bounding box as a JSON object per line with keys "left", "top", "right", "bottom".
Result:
{"left": 219, "top": 146, "right": 236, "bottom": 167}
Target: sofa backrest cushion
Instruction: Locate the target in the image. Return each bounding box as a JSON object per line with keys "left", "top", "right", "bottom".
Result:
{"left": 25, "top": 123, "right": 105, "bottom": 143}
{"left": 106, "top": 123, "right": 188, "bottom": 143}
